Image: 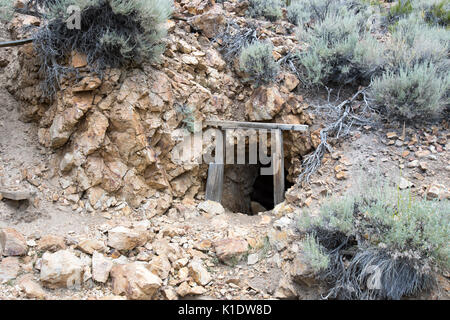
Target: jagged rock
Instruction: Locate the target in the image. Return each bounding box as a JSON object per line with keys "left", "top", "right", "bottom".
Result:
{"left": 110, "top": 262, "right": 163, "bottom": 300}
{"left": 40, "top": 250, "right": 84, "bottom": 289}
{"left": 37, "top": 235, "right": 66, "bottom": 253}
{"left": 18, "top": 274, "right": 47, "bottom": 299}
{"left": 0, "top": 257, "right": 20, "bottom": 283}
{"left": 274, "top": 276, "right": 298, "bottom": 299}
{"left": 162, "top": 287, "right": 178, "bottom": 300}
{"left": 399, "top": 177, "right": 414, "bottom": 190}
{"left": 290, "top": 254, "right": 317, "bottom": 287}
{"left": 197, "top": 200, "right": 225, "bottom": 215}
{"left": 190, "top": 5, "right": 226, "bottom": 39}
{"left": 189, "top": 259, "right": 212, "bottom": 286}
{"left": 92, "top": 251, "right": 113, "bottom": 283}
{"left": 214, "top": 238, "right": 248, "bottom": 265}
{"left": 0, "top": 228, "right": 27, "bottom": 256}
{"left": 107, "top": 226, "right": 148, "bottom": 251}
{"left": 148, "top": 255, "right": 171, "bottom": 280}
{"left": 247, "top": 253, "right": 259, "bottom": 265}
{"left": 77, "top": 239, "right": 107, "bottom": 255}
{"left": 49, "top": 93, "right": 92, "bottom": 148}
{"left": 427, "top": 184, "right": 448, "bottom": 200}
{"left": 245, "top": 86, "right": 285, "bottom": 121}
{"left": 176, "top": 281, "right": 206, "bottom": 297}
{"left": 0, "top": 186, "right": 36, "bottom": 200}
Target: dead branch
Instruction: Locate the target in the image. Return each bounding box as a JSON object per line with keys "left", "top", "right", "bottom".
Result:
{"left": 298, "top": 88, "right": 373, "bottom": 183}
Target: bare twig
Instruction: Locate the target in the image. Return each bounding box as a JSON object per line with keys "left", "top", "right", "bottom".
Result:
{"left": 298, "top": 88, "right": 373, "bottom": 183}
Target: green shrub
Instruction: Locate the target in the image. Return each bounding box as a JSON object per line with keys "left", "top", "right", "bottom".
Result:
{"left": 32, "top": 0, "right": 173, "bottom": 97}
{"left": 301, "top": 234, "right": 330, "bottom": 272}
{"left": 388, "top": 14, "right": 449, "bottom": 72}
{"left": 388, "top": 0, "right": 413, "bottom": 23}
{"left": 247, "top": 0, "right": 283, "bottom": 21}
{"left": 0, "top": 0, "right": 14, "bottom": 21}
{"left": 424, "top": 0, "right": 450, "bottom": 27}
{"left": 370, "top": 63, "right": 449, "bottom": 121}
{"left": 295, "top": 9, "right": 384, "bottom": 87}
{"left": 297, "top": 175, "right": 450, "bottom": 299}
{"left": 239, "top": 40, "right": 280, "bottom": 85}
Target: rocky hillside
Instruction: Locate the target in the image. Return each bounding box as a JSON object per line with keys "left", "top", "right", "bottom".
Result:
{"left": 0, "top": 0, "right": 449, "bottom": 300}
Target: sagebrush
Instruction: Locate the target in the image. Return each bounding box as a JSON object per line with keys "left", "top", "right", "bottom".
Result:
{"left": 297, "top": 174, "right": 449, "bottom": 299}
{"left": 30, "top": 0, "right": 173, "bottom": 97}
{"left": 239, "top": 40, "right": 280, "bottom": 86}
{"left": 247, "top": 0, "right": 283, "bottom": 21}
{"left": 294, "top": 8, "right": 384, "bottom": 87}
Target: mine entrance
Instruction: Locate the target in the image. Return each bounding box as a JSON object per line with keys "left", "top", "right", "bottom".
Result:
{"left": 220, "top": 163, "right": 294, "bottom": 215}
{"left": 204, "top": 120, "right": 308, "bottom": 214}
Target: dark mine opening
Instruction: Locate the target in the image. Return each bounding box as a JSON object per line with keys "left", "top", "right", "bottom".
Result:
{"left": 221, "top": 163, "right": 293, "bottom": 215}
{"left": 249, "top": 164, "right": 293, "bottom": 212}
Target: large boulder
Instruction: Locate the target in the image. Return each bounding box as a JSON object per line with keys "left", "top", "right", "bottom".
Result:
{"left": 107, "top": 226, "right": 148, "bottom": 251}
{"left": 40, "top": 250, "right": 84, "bottom": 289}
{"left": 110, "top": 262, "right": 163, "bottom": 300}
{"left": 245, "top": 86, "right": 285, "bottom": 121}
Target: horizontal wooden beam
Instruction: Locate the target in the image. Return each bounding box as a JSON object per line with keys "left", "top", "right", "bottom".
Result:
{"left": 205, "top": 120, "right": 308, "bottom": 132}
{"left": 0, "top": 38, "right": 33, "bottom": 48}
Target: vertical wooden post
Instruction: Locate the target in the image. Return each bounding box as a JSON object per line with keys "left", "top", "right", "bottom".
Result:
{"left": 273, "top": 129, "right": 285, "bottom": 206}
{"left": 205, "top": 130, "right": 225, "bottom": 202}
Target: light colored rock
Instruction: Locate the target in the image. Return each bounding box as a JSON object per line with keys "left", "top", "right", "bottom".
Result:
{"left": 427, "top": 184, "right": 447, "bottom": 200}
{"left": 18, "top": 274, "right": 47, "bottom": 299}
{"left": 162, "top": 287, "right": 178, "bottom": 300}
{"left": 0, "top": 257, "right": 20, "bottom": 283}
{"left": 398, "top": 177, "right": 414, "bottom": 190}
{"left": 40, "top": 250, "right": 84, "bottom": 289}
{"left": 273, "top": 216, "right": 293, "bottom": 230}
{"left": 0, "top": 228, "right": 27, "bottom": 256}
{"left": 197, "top": 200, "right": 225, "bottom": 215}
{"left": 107, "top": 226, "right": 148, "bottom": 251}
{"left": 110, "top": 262, "right": 163, "bottom": 300}
{"left": 247, "top": 253, "right": 259, "bottom": 265}
{"left": 213, "top": 238, "right": 248, "bottom": 266}
{"left": 92, "top": 251, "right": 113, "bottom": 283}
{"left": 77, "top": 239, "right": 107, "bottom": 255}
{"left": 189, "top": 259, "right": 212, "bottom": 286}
{"left": 148, "top": 255, "right": 171, "bottom": 280}
{"left": 37, "top": 235, "right": 66, "bottom": 253}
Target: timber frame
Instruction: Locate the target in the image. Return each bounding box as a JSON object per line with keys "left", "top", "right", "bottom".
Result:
{"left": 204, "top": 120, "right": 308, "bottom": 208}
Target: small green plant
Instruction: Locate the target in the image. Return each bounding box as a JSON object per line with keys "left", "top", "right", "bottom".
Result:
{"left": 388, "top": 0, "right": 413, "bottom": 23}
{"left": 301, "top": 234, "right": 330, "bottom": 272}
{"left": 424, "top": 0, "right": 450, "bottom": 27}
{"left": 247, "top": 0, "right": 283, "bottom": 21}
{"left": 176, "top": 104, "right": 196, "bottom": 133}
{"left": 239, "top": 40, "right": 280, "bottom": 86}
{"left": 0, "top": 0, "right": 14, "bottom": 21}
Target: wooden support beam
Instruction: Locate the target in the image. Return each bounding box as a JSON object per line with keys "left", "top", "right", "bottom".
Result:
{"left": 0, "top": 38, "right": 33, "bottom": 48}
{"left": 273, "top": 129, "right": 285, "bottom": 206}
{"left": 205, "top": 131, "right": 225, "bottom": 202}
{"left": 205, "top": 120, "right": 308, "bottom": 132}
